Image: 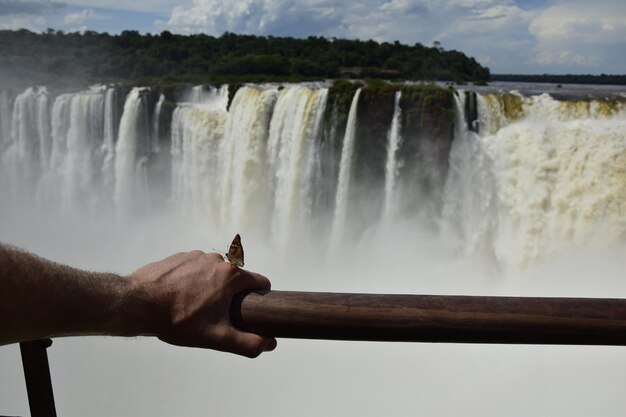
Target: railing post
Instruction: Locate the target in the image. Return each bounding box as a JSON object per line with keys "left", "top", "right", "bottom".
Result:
{"left": 20, "top": 339, "right": 57, "bottom": 417}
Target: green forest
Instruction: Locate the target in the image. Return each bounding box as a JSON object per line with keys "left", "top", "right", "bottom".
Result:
{"left": 0, "top": 29, "right": 490, "bottom": 88}
{"left": 491, "top": 73, "right": 626, "bottom": 86}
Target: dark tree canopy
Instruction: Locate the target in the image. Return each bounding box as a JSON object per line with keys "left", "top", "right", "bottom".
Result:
{"left": 492, "top": 73, "right": 626, "bottom": 86}
{"left": 0, "top": 29, "right": 490, "bottom": 89}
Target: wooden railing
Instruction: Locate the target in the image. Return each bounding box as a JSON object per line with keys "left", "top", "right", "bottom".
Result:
{"left": 231, "top": 291, "right": 626, "bottom": 345}
{"left": 19, "top": 290, "right": 626, "bottom": 417}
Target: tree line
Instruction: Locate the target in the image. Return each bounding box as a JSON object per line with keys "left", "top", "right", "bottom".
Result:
{"left": 0, "top": 29, "right": 490, "bottom": 89}
{"left": 492, "top": 73, "right": 626, "bottom": 86}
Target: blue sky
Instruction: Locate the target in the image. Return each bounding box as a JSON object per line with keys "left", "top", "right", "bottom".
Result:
{"left": 1, "top": 0, "right": 625, "bottom": 74}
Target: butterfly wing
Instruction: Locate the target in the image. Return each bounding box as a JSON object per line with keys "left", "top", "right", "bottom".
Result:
{"left": 226, "top": 233, "right": 244, "bottom": 267}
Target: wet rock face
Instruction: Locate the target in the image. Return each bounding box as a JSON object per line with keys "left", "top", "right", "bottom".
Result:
{"left": 331, "top": 82, "right": 455, "bottom": 227}
{"left": 350, "top": 86, "right": 396, "bottom": 223}
{"left": 398, "top": 85, "right": 455, "bottom": 217}
{"left": 464, "top": 90, "right": 478, "bottom": 133}
{"left": 314, "top": 81, "right": 363, "bottom": 219}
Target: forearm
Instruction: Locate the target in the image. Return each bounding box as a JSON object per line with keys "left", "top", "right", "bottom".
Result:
{"left": 1, "top": 243, "right": 277, "bottom": 357}
{"left": 0, "top": 244, "right": 150, "bottom": 345}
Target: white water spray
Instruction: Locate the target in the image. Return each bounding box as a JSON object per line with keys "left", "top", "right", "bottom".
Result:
{"left": 101, "top": 88, "right": 117, "bottom": 196}
{"left": 171, "top": 89, "right": 229, "bottom": 223}
{"left": 114, "top": 87, "right": 146, "bottom": 217}
{"left": 61, "top": 91, "right": 105, "bottom": 212}
{"left": 152, "top": 94, "right": 165, "bottom": 154}
{"left": 442, "top": 91, "right": 626, "bottom": 268}
{"left": 382, "top": 90, "right": 403, "bottom": 224}
{"left": 218, "top": 86, "right": 278, "bottom": 235}
{"left": 331, "top": 88, "right": 362, "bottom": 247}
{"left": 267, "top": 86, "right": 328, "bottom": 248}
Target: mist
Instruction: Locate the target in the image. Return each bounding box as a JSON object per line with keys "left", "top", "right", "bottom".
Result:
{"left": 1, "top": 82, "right": 626, "bottom": 416}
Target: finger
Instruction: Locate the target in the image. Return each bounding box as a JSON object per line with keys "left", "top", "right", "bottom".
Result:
{"left": 206, "top": 251, "right": 225, "bottom": 263}
{"left": 219, "top": 328, "right": 277, "bottom": 358}
{"left": 228, "top": 268, "right": 271, "bottom": 295}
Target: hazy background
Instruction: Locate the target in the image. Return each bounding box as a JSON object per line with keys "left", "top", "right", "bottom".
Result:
{"left": 2, "top": 203, "right": 626, "bottom": 416}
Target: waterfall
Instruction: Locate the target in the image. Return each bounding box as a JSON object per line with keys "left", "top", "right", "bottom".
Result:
{"left": 40, "top": 93, "right": 72, "bottom": 207}
{"left": 441, "top": 91, "right": 498, "bottom": 262}
{"left": 442, "top": 91, "right": 626, "bottom": 268}
{"left": 218, "top": 86, "right": 278, "bottom": 235}
{"left": 171, "top": 88, "right": 229, "bottom": 223}
{"left": 0, "top": 87, "right": 50, "bottom": 209}
{"left": 61, "top": 90, "right": 105, "bottom": 212}
{"left": 1, "top": 82, "right": 625, "bottom": 267}
{"left": 152, "top": 94, "right": 165, "bottom": 154}
{"left": 102, "top": 88, "right": 118, "bottom": 195}
{"left": 0, "top": 90, "right": 12, "bottom": 150}
{"left": 9, "top": 88, "right": 49, "bottom": 186}
{"left": 267, "top": 86, "right": 328, "bottom": 248}
{"left": 36, "top": 90, "right": 51, "bottom": 174}
{"left": 488, "top": 93, "right": 626, "bottom": 266}
{"left": 330, "top": 88, "right": 362, "bottom": 247}
{"left": 114, "top": 87, "right": 147, "bottom": 217}
{"left": 382, "top": 90, "right": 402, "bottom": 223}
{"left": 187, "top": 85, "right": 229, "bottom": 104}
{"left": 170, "top": 84, "right": 330, "bottom": 243}
{"left": 0, "top": 91, "right": 13, "bottom": 206}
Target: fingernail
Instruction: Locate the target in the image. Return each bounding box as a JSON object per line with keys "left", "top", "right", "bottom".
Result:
{"left": 264, "top": 338, "right": 278, "bottom": 352}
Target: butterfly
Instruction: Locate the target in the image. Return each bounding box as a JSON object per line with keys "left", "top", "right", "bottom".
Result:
{"left": 225, "top": 233, "right": 244, "bottom": 268}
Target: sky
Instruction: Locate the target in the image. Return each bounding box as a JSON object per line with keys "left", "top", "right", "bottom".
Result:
{"left": 0, "top": 0, "right": 625, "bottom": 74}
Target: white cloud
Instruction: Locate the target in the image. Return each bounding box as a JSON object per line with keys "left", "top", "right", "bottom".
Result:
{"left": 63, "top": 8, "right": 95, "bottom": 26}
{"left": 471, "top": 4, "right": 522, "bottom": 20}
{"left": 532, "top": 50, "right": 601, "bottom": 67}
{"left": 157, "top": 0, "right": 345, "bottom": 36}
{"left": 529, "top": 1, "right": 626, "bottom": 44}
{"left": 379, "top": 0, "right": 426, "bottom": 14}
{"left": 0, "top": 14, "right": 45, "bottom": 30}
{"left": 0, "top": 0, "right": 66, "bottom": 31}
{"left": 526, "top": 0, "right": 626, "bottom": 72}
{"left": 156, "top": 0, "right": 538, "bottom": 73}
{"left": 67, "top": 0, "right": 177, "bottom": 14}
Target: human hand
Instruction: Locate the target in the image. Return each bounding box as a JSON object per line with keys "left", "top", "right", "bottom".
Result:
{"left": 128, "top": 250, "right": 277, "bottom": 358}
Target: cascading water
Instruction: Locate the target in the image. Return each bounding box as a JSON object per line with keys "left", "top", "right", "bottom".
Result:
{"left": 152, "top": 94, "right": 164, "bottom": 154}
{"left": 218, "top": 86, "right": 278, "bottom": 236}
{"left": 443, "top": 90, "right": 626, "bottom": 268}
{"left": 170, "top": 83, "right": 329, "bottom": 248}
{"left": 7, "top": 87, "right": 49, "bottom": 191}
{"left": 441, "top": 91, "right": 498, "bottom": 262}
{"left": 382, "top": 90, "right": 402, "bottom": 224}
{"left": 0, "top": 90, "right": 12, "bottom": 148}
{"left": 61, "top": 88, "right": 105, "bottom": 213}
{"left": 114, "top": 87, "right": 148, "bottom": 218}
{"left": 2, "top": 81, "right": 626, "bottom": 417}
{"left": 171, "top": 87, "right": 230, "bottom": 224}
{"left": 2, "top": 83, "right": 624, "bottom": 263}
{"left": 187, "top": 84, "right": 229, "bottom": 104}
{"left": 330, "top": 87, "right": 362, "bottom": 247}
{"left": 102, "top": 88, "right": 118, "bottom": 196}
{"left": 41, "top": 93, "right": 72, "bottom": 208}
{"left": 0, "top": 90, "right": 13, "bottom": 202}
{"left": 35, "top": 89, "right": 51, "bottom": 174}
{"left": 267, "top": 86, "right": 328, "bottom": 249}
